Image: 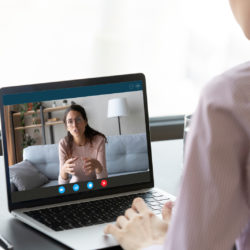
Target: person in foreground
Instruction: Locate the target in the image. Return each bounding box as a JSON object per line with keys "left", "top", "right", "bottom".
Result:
{"left": 104, "top": 0, "right": 250, "bottom": 249}
{"left": 58, "top": 104, "right": 107, "bottom": 184}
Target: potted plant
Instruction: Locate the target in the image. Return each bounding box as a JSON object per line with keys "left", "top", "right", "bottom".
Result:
{"left": 52, "top": 101, "right": 57, "bottom": 108}
{"left": 21, "top": 133, "right": 36, "bottom": 149}
{"left": 19, "top": 102, "right": 41, "bottom": 149}
{"left": 62, "top": 100, "right": 68, "bottom": 106}
{"left": 31, "top": 102, "right": 41, "bottom": 132}
{"left": 20, "top": 103, "right": 28, "bottom": 127}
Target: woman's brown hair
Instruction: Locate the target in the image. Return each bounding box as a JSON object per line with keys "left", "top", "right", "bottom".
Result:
{"left": 63, "top": 104, "right": 107, "bottom": 157}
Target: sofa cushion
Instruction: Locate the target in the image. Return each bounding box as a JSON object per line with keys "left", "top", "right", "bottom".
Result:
{"left": 23, "top": 144, "right": 59, "bottom": 180}
{"left": 9, "top": 160, "right": 49, "bottom": 191}
{"left": 42, "top": 180, "right": 59, "bottom": 188}
{"left": 106, "top": 133, "right": 149, "bottom": 175}
{"left": 23, "top": 133, "right": 149, "bottom": 180}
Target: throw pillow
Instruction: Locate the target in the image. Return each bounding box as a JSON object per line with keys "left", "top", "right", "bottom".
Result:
{"left": 9, "top": 160, "right": 49, "bottom": 191}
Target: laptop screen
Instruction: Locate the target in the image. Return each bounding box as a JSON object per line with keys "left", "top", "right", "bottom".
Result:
{"left": 0, "top": 74, "right": 153, "bottom": 210}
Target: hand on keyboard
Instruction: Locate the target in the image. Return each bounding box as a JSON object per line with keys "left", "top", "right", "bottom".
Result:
{"left": 104, "top": 197, "right": 174, "bottom": 250}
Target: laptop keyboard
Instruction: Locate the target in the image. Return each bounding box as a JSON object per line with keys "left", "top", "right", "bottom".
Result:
{"left": 25, "top": 191, "right": 170, "bottom": 231}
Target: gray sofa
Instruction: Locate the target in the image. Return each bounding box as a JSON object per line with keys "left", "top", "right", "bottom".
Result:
{"left": 9, "top": 133, "right": 149, "bottom": 192}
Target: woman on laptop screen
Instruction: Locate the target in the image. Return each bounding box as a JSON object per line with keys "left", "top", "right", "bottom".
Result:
{"left": 58, "top": 104, "right": 107, "bottom": 184}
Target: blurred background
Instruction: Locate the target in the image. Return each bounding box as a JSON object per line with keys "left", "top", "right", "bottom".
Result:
{"left": 0, "top": 0, "right": 250, "bottom": 118}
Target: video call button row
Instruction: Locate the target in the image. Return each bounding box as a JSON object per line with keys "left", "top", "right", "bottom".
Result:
{"left": 58, "top": 180, "right": 108, "bottom": 194}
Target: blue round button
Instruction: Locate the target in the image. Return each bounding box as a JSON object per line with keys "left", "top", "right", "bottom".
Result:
{"left": 73, "top": 184, "right": 80, "bottom": 192}
{"left": 87, "top": 181, "right": 94, "bottom": 189}
{"left": 58, "top": 186, "right": 65, "bottom": 194}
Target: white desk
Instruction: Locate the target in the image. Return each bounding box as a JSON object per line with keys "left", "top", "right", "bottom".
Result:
{"left": 0, "top": 139, "right": 183, "bottom": 250}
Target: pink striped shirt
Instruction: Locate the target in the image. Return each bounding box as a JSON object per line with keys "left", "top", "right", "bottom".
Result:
{"left": 147, "top": 62, "right": 250, "bottom": 250}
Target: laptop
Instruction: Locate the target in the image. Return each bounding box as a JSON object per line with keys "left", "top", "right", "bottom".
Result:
{"left": 0, "top": 73, "right": 175, "bottom": 250}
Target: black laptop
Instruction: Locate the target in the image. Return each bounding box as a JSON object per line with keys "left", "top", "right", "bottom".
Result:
{"left": 0, "top": 73, "right": 174, "bottom": 249}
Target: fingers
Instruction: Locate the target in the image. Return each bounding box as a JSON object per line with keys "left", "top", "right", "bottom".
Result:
{"left": 84, "top": 159, "right": 95, "bottom": 167}
{"left": 83, "top": 157, "right": 90, "bottom": 163}
{"left": 64, "top": 164, "right": 75, "bottom": 175}
{"left": 116, "top": 216, "right": 128, "bottom": 228}
{"left": 104, "top": 224, "right": 121, "bottom": 240}
{"left": 67, "top": 163, "right": 76, "bottom": 168}
{"left": 66, "top": 157, "right": 78, "bottom": 163}
{"left": 125, "top": 208, "right": 137, "bottom": 220}
{"left": 83, "top": 166, "right": 94, "bottom": 174}
{"left": 162, "top": 201, "right": 174, "bottom": 222}
{"left": 83, "top": 159, "right": 96, "bottom": 174}
{"left": 84, "top": 165, "right": 94, "bottom": 170}
{"left": 66, "top": 167, "right": 75, "bottom": 175}
{"left": 64, "top": 163, "right": 76, "bottom": 175}
{"left": 132, "top": 197, "right": 150, "bottom": 213}
{"left": 63, "top": 158, "right": 77, "bottom": 175}
{"left": 83, "top": 158, "right": 100, "bottom": 166}
{"left": 83, "top": 158, "right": 93, "bottom": 169}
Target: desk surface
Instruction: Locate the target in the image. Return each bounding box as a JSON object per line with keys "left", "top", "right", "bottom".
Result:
{"left": 0, "top": 139, "right": 183, "bottom": 250}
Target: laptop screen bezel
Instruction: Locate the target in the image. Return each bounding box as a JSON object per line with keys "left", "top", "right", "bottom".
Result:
{"left": 0, "top": 73, "right": 154, "bottom": 211}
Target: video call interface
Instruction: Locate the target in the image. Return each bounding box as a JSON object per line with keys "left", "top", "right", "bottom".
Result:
{"left": 2, "top": 80, "right": 151, "bottom": 203}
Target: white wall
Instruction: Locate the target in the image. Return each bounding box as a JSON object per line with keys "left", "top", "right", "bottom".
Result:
{"left": 43, "top": 91, "right": 146, "bottom": 144}
{"left": 2, "top": 1, "right": 247, "bottom": 117}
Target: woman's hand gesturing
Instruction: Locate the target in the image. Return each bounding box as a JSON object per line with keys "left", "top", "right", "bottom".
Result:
{"left": 61, "top": 157, "right": 78, "bottom": 180}
{"left": 83, "top": 158, "right": 103, "bottom": 175}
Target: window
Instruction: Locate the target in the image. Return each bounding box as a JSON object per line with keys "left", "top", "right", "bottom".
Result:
{"left": 1, "top": 0, "right": 250, "bottom": 118}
